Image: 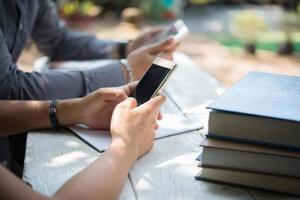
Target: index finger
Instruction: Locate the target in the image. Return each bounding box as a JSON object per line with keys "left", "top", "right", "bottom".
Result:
{"left": 96, "top": 88, "right": 127, "bottom": 102}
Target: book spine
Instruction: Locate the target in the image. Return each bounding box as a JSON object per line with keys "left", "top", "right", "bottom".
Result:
{"left": 206, "top": 134, "right": 300, "bottom": 151}
{"left": 195, "top": 176, "right": 300, "bottom": 196}
{"left": 207, "top": 110, "right": 300, "bottom": 149}
{"left": 195, "top": 167, "right": 300, "bottom": 196}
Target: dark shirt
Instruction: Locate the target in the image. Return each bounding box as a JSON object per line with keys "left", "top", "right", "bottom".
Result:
{"left": 0, "top": 0, "right": 125, "bottom": 100}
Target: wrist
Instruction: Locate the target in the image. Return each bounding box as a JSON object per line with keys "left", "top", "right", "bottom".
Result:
{"left": 111, "top": 137, "right": 137, "bottom": 163}
{"left": 125, "top": 40, "right": 133, "bottom": 57}
{"left": 119, "top": 59, "right": 134, "bottom": 83}
{"left": 56, "top": 99, "right": 82, "bottom": 126}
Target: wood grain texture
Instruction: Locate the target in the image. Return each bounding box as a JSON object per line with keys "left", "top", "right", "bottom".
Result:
{"left": 129, "top": 131, "right": 254, "bottom": 200}
{"left": 23, "top": 129, "right": 136, "bottom": 200}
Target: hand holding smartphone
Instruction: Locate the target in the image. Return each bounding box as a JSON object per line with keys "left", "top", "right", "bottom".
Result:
{"left": 152, "top": 19, "right": 189, "bottom": 44}
{"left": 130, "top": 57, "right": 177, "bottom": 105}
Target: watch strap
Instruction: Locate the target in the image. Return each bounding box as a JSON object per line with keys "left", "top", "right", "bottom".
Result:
{"left": 118, "top": 41, "right": 128, "bottom": 59}
{"left": 49, "top": 100, "right": 61, "bottom": 130}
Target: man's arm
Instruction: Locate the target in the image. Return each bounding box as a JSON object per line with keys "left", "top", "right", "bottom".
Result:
{"left": 0, "top": 142, "right": 136, "bottom": 200}
{"left": 0, "top": 84, "right": 138, "bottom": 136}
{"left": 0, "top": 30, "right": 125, "bottom": 100}
{"left": 0, "top": 92, "right": 165, "bottom": 200}
{"left": 0, "top": 99, "right": 77, "bottom": 136}
{"left": 31, "top": 0, "right": 122, "bottom": 61}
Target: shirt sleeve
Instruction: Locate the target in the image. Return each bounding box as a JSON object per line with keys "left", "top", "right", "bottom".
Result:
{"left": 31, "top": 0, "right": 119, "bottom": 61}
{"left": 0, "top": 30, "right": 125, "bottom": 100}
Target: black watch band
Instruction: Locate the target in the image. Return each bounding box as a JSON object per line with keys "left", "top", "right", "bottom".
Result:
{"left": 118, "top": 41, "right": 128, "bottom": 59}
{"left": 49, "top": 100, "right": 61, "bottom": 130}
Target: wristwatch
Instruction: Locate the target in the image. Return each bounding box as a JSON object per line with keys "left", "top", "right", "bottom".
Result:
{"left": 118, "top": 41, "right": 128, "bottom": 59}
{"left": 49, "top": 100, "right": 61, "bottom": 130}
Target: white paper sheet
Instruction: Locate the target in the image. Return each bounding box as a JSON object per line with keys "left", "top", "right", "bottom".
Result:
{"left": 69, "top": 98, "right": 202, "bottom": 152}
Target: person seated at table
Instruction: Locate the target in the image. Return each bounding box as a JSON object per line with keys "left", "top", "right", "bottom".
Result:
{"left": 0, "top": 0, "right": 177, "bottom": 177}
{"left": 0, "top": 83, "right": 166, "bottom": 200}
{"left": 0, "top": 0, "right": 177, "bottom": 100}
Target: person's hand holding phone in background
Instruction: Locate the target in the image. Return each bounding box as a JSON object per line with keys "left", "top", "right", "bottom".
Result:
{"left": 125, "top": 27, "right": 165, "bottom": 55}
{"left": 125, "top": 20, "right": 188, "bottom": 81}
{"left": 127, "top": 37, "right": 176, "bottom": 80}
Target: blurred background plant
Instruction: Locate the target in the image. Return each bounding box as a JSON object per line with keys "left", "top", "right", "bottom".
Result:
{"left": 140, "top": 0, "right": 186, "bottom": 20}
{"left": 57, "top": 0, "right": 103, "bottom": 26}
{"left": 58, "top": 0, "right": 187, "bottom": 21}
{"left": 277, "top": 11, "right": 300, "bottom": 55}
{"left": 59, "top": 0, "right": 101, "bottom": 17}
{"left": 232, "top": 10, "right": 268, "bottom": 54}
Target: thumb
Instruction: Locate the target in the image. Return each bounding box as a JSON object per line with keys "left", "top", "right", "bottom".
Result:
{"left": 148, "top": 37, "right": 175, "bottom": 54}
{"left": 119, "top": 97, "right": 138, "bottom": 110}
{"left": 147, "top": 95, "right": 166, "bottom": 110}
{"left": 99, "top": 88, "right": 127, "bottom": 102}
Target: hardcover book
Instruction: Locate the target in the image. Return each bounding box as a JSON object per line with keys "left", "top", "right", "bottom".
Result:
{"left": 207, "top": 72, "right": 300, "bottom": 149}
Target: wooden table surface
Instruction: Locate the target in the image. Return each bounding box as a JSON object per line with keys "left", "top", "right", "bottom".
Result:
{"left": 23, "top": 53, "right": 300, "bottom": 200}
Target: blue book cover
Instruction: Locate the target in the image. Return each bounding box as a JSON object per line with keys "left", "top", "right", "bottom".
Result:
{"left": 208, "top": 71, "right": 300, "bottom": 122}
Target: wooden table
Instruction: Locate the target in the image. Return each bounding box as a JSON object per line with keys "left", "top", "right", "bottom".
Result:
{"left": 23, "top": 53, "right": 299, "bottom": 200}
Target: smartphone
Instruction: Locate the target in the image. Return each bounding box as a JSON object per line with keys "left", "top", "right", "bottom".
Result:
{"left": 130, "top": 57, "right": 177, "bottom": 105}
{"left": 153, "top": 19, "right": 189, "bottom": 43}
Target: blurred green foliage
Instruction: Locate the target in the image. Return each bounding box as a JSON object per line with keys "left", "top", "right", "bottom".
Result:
{"left": 212, "top": 31, "right": 300, "bottom": 53}
{"left": 232, "top": 10, "right": 268, "bottom": 42}
{"left": 140, "top": 0, "right": 184, "bottom": 19}
{"left": 58, "top": 0, "right": 300, "bottom": 17}
{"left": 59, "top": 0, "right": 102, "bottom": 17}
{"left": 58, "top": 0, "right": 140, "bottom": 17}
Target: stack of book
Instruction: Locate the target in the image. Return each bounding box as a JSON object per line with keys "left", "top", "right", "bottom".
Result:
{"left": 195, "top": 71, "right": 300, "bottom": 196}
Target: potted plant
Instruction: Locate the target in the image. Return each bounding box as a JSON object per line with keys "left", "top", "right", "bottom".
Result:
{"left": 277, "top": 9, "right": 300, "bottom": 55}
{"left": 140, "top": 0, "right": 185, "bottom": 20}
{"left": 58, "top": 0, "right": 102, "bottom": 27}
{"left": 231, "top": 10, "right": 268, "bottom": 54}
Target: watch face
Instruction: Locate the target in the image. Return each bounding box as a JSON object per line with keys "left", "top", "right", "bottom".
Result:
{"left": 49, "top": 107, "right": 57, "bottom": 114}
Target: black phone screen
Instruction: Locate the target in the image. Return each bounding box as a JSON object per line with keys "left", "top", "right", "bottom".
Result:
{"left": 131, "top": 64, "right": 171, "bottom": 105}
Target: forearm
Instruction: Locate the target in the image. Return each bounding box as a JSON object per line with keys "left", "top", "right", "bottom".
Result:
{"left": 0, "top": 100, "right": 49, "bottom": 136}
{"left": 0, "top": 165, "right": 49, "bottom": 200}
{"left": 0, "top": 31, "right": 88, "bottom": 100}
{"left": 0, "top": 141, "right": 136, "bottom": 200}
{"left": 0, "top": 62, "right": 126, "bottom": 101}
{"left": 1, "top": 29, "right": 126, "bottom": 100}
{"left": 54, "top": 141, "right": 136, "bottom": 200}
{"left": 0, "top": 99, "right": 81, "bottom": 136}
{"left": 40, "top": 31, "right": 120, "bottom": 61}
